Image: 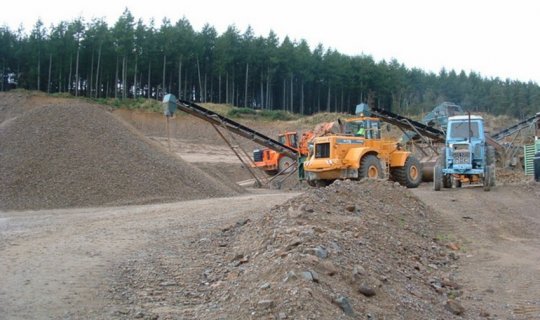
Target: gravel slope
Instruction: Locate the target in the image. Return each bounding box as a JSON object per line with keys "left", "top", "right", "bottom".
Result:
{"left": 0, "top": 103, "right": 244, "bottom": 211}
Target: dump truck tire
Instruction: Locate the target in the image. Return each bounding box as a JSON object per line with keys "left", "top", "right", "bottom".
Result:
{"left": 278, "top": 156, "right": 295, "bottom": 174}
{"left": 392, "top": 156, "right": 422, "bottom": 188}
{"left": 433, "top": 165, "right": 442, "bottom": 191}
{"left": 359, "top": 155, "right": 383, "bottom": 179}
{"left": 264, "top": 169, "right": 278, "bottom": 176}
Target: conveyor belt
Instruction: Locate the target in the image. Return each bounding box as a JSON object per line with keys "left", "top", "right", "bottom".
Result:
{"left": 174, "top": 99, "right": 298, "bottom": 159}
{"left": 369, "top": 106, "right": 445, "bottom": 142}
{"left": 491, "top": 113, "right": 540, "bottom": 141}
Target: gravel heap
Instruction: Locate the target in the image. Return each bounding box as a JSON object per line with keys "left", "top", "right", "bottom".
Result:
{"left": 111, "top": 179, "right": 468, "bottom": 319}
{"left": 0, "top": 104, "right": 244, "bottom": 211}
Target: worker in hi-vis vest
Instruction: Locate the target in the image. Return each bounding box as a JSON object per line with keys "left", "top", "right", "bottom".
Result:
{"left": 356, "top": 123, "right": 366, "bottom": 137}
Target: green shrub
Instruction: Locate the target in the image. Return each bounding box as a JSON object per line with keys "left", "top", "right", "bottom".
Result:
{"left": 259, "top": 110, "right": 296, "bottom": 121}
{"left": 227, "top": 107, "right": 257, "bottom": 118}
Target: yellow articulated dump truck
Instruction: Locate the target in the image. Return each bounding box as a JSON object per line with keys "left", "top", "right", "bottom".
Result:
{"left": 303, "top": 104, "right": 422, "bottom": 188}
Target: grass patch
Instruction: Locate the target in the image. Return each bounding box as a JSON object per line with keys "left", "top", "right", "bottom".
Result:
{"left": 227, "top": 107, "right": 257, "bottom": 118}
{"left": 259, "top": 110, "right": 296, "bottom": 121}
{"left": 226, "top": 107, "right": 299, "bottom": 121}
{"left": 90, "top": 97, "right": 162, "bottom": 112}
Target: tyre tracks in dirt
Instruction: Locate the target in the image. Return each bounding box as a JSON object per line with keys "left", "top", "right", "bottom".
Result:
{"left": 0, "top": 191, "right": 299, "bottom": 319}
{"left": 411, "top": 183, "right": 540, "bottom": 319}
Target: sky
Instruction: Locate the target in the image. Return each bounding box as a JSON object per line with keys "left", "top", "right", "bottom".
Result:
{"left": 1, "top": 0, "right": 540, "bottom": 84}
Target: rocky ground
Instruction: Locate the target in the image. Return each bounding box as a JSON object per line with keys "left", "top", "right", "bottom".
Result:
{"left": 106, "top": 179, "right": 466, "bottom": 319}
{"left": 1, "top": 92, "right": 539, "bottom": 319}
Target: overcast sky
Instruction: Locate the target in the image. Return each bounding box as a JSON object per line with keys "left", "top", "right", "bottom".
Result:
{"left": 2, "top": 0, "right": 539, "bottom": 84}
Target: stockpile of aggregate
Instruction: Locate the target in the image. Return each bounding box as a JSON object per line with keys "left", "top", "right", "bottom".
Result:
{"left": 111, "top": 179, "right": 471, "bottom": 319}
{"left": 0, "top": 103, "right": 244, "bottom": 211}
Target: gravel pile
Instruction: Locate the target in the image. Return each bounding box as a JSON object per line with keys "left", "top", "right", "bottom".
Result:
{"left": 111, "top": 179, "right": 467, "bottom": 319}
{"left": 0, "top": 103, "right": 244, "bottom": 211}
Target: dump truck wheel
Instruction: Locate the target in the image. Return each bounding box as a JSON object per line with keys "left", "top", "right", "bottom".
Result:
{"left": 392, "top": 156, "right": 422, "bottom": 188}
{"left": 483, "top": 166, "right": 492, "bottom": 191}
{"left": 264, "top": 169, "right": 278, "bottom": 176}
{"left": 278, "top": 156, "right": 295, "bottom": 174}
{"left": 359, "top": 155, "right": 383, "bottom": 179}
{"left": 433, "top": 165, "right": 442, "bottom": 191}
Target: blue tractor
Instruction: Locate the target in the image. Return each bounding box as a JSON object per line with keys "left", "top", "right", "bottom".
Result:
{"left": 434, "top": 114, "right": 495, "bottom": 191}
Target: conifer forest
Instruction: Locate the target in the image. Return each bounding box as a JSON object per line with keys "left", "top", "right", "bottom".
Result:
{"left": 1, "top": 9, "right": 538, "bottom": 118}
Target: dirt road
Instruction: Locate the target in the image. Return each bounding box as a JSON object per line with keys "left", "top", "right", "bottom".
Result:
{"left": 2, "top": 181, "right": 539, "bottom": 319}
{"left": 412, "top": 182, "right": 540, "bottom": 319}
{"left": 0, "top": 191, "right": 300, "bottom": 319}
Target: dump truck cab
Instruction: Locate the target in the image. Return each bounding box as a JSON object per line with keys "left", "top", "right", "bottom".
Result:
{"left": 303, "top": 104, "right": 422, "bottom": 188}
{"left": 253, "top": 132, "right": 299, "bottom": 175}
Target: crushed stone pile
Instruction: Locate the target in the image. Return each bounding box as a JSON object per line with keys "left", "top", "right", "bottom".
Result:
{"left": 495, "top": 167, "right": 532, "bottom": 185}
{"left": 112, "top": 179, "right": 467, "bottom": 319}
{"left": 0, "top": 103, "right": 244, "bottom": 211}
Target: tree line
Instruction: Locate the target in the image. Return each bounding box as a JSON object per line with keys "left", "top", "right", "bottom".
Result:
{"left": 1, "top": 9, "right": 538, "bottom": 119}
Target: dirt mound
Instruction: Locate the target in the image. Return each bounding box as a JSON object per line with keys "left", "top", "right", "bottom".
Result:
{"left": 206, "top": 180, "right": 461, "bottom": 319}
{"left": 0, "top": 103, "right": 244, "bottom": 211}
{"left": 495, "top": 167, "right": 532, "bottom": 185}
{"left": 111, "top": 180, "right": 465, "bottom": 319}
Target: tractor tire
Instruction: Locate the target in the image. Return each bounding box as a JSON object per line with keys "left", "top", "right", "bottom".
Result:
{"left": 391, "top": 156, "right": 422, "bottom": 188}
{"left": 278, "top": 156, "right": 295, "bottom": 174}
{"left": 453, "top": 177, "right": 462, "bottom": 188}
{"left": 443, "top": 174, "right": 452, "bottom": 188}
{"left": 307, "top": 180, "right": 316, "bottom": 187}
{"left": 433, "top": 165, "right": 442, "bottom": 191}
{"left": 486, "top": 145, "right": 496, "bottom": 166}
{"left": 359, "top": 155, "right": 384, "bottom": 180}
{"left": 490, "top": 164, "right": 496, "bottom": 187}
{"left": 483, "top": 166, "right": 492, "bottom": 191}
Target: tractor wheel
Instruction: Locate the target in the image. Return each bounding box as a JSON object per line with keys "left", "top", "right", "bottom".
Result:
{"left": 490, "top": 164, "right": 496, "bottom": 187}
{"left": 486, "top": 145, "right": 496, "bottom": 166}
{"left": 433, "top": 165, "right": 442, "bottom": 191}
{"left": 278, "top": 156, "right": 295, "bottom": 174}
{"left": 391, "top": 156, "right": 422, "bottom": 188}
{"left": 483, "top": 166, "right": 492, "bottom": 191}
{"left": 359, "top": 155, "right": 384, "bottom": 180}
{"left": 307, "top": 180, "right": 316, "bottom": 187}
{"left": 453, "top": 177, "right": 462, "bottom": 188}
{"left": 443, "top": 174, "right": 452, "bottom": 188}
